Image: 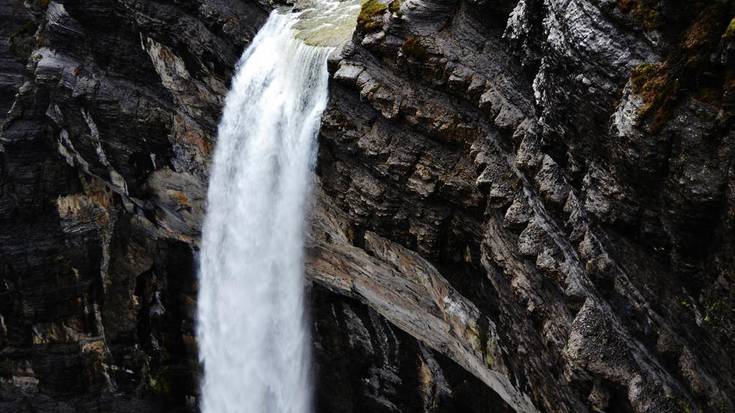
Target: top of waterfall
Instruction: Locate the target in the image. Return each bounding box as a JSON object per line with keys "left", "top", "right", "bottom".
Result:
{"left": 291, "top": 0, "right": 361, "bottom": 47}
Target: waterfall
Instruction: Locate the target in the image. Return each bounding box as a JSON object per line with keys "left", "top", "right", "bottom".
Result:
{"left": 197, "top": 4, "right": 357, "bottom": 412}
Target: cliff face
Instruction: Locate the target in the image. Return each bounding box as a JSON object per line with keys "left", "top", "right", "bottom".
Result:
{"left": 0, "top": 0, "right": 733, "bottom": 412}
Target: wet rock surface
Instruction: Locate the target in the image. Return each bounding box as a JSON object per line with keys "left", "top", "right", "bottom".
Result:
{"left": 0, "top": 0, "right": 734, "bottom": 412}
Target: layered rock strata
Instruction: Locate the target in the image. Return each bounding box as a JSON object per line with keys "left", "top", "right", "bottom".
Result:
{"left": 0, "top": 0, "right": 733, "bottom": 412}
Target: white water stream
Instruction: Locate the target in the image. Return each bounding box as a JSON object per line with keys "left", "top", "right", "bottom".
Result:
{"left": 197, "top": 3, "right": 357, "bottom": 413}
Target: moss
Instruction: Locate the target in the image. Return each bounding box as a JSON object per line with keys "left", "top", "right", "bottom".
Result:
{"left": 141, "top": 348, "right": 176, "bottom": 399}
{"left": 8, "top": 21, "right": 37, "bottom": 61}
{"left": 629, "top": 62, "right": 678, "bottom": 127}
{"left": 357, "top": 0, "right": 387, "bottom": 31}
{"left": 484, "top": 337, "right": 497, "bottom": 369}
{"left": 630, "top": 62, "right": 660, "bottom": 93}
{"left": 401, "top": 36, "right": 428, "bottom": 61}
{"left": 144, "top": 357, "right": 174, "bottom": 398}
{"left": 472, "top": 317, "right": 497, "bottom": 369}
{"left": 702, "top": 295, "right": 734, "bottom": 336}
{"left": 723, "top": 17, "right": 735, "bottom": 40}
{"left": 485, "top": 352, "right": 494, "bottom": 368}
{"left": 148, "top": 371, "right": 172, "bottom": 396}
{"left": 617, "top": 0, "right": 661, "bottom": 31}
{"left": 684, "top": 10, "right": 719, "bottom": 51}
{"left": 627, "top": 2, "right": 735, "bottom": 131}
{"left": 388, "top": 0, "right": 401, "bottom": 14}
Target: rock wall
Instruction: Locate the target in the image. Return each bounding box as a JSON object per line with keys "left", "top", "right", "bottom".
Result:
{"left": 0, "top": 0, "right": 733, "bottom": 412}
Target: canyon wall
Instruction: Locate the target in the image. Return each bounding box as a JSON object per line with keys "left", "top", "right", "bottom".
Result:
{"left": 0, "top": 0, "right": 733, "bottom": 412}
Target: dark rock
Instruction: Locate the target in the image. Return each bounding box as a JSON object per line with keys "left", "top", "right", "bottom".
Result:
{"left": 1, "top": 0, "right": 734, "bottom": 412}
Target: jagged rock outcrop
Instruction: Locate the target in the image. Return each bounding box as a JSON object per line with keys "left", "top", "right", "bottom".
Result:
{"left": 1, "top": 0, "right": 733, "bottom": 412}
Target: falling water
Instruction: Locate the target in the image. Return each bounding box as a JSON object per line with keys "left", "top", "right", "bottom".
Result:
{"left": 197, "top": 3, "right": 358, "bottom": 413}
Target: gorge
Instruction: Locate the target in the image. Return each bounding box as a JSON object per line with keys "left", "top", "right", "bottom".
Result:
{"left": 1, "top": 0, "right": 734, "bottom": 412}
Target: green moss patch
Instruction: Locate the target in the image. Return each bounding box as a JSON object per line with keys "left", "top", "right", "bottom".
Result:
{"left": 630, "top": 62, "right": 676, "bottom": 123}
{"left": 358, "top": 0, "right": 387, "bottom": 31}
{"left": 628, "top": 2, "right": 735, "bottom": 131}
{"left": 388, "top": 0, "right": 401, "bottom": 14}
{"left": 617, "top": 0, "right": 661, "bottom": 31}
{"left": 148, "top": 371, "right": 172, "bottom": 396}
{"left": 401, "top": 36, "right": 428, "bottom": 61}
{"left": 723, "top": 17, "right": 735, "bottom": 40}
{"left": 631, "top": 63, "right": 660, "bottom": 93}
